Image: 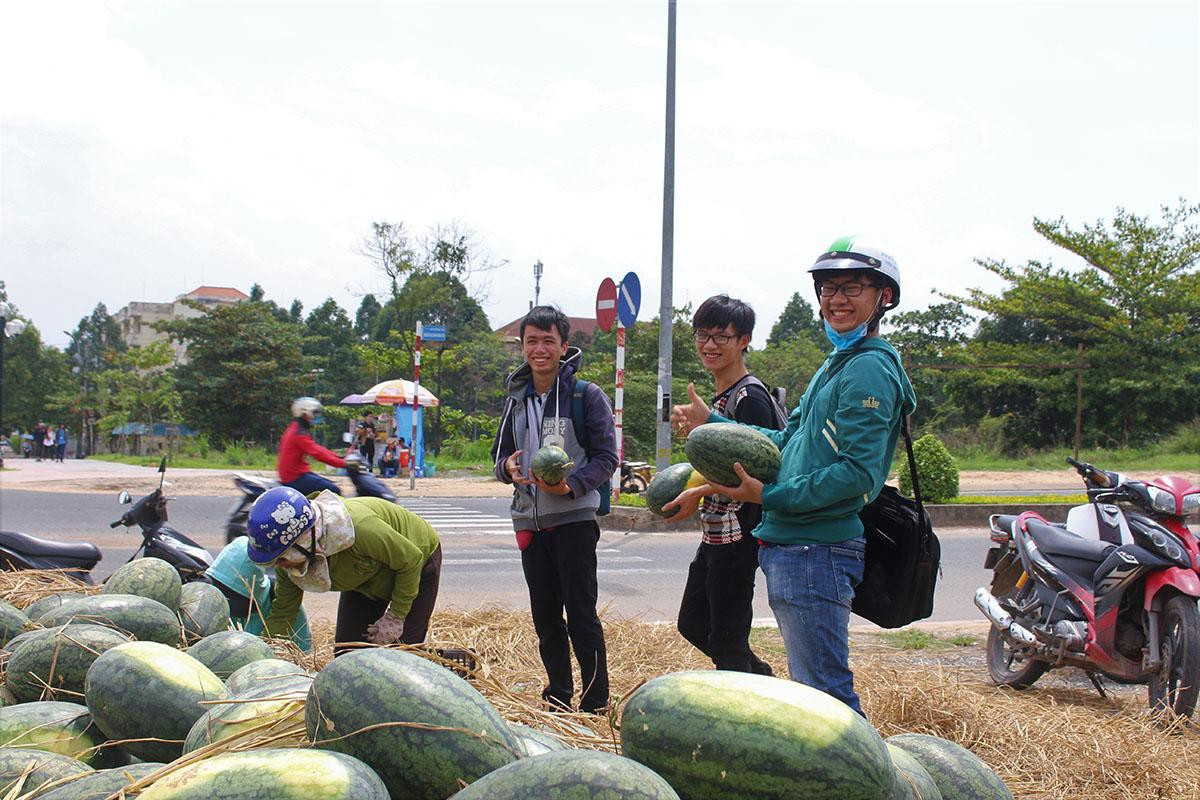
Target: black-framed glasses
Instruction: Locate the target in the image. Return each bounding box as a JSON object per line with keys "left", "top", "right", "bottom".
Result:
{"left": 818, "top": 282, "right": 876, "bottom": 298}
{"left": 693, "top": 332, "right": 736, "bottom": 345}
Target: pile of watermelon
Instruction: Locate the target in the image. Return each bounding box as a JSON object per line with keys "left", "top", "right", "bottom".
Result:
{"left": 0, "top": 558, "right": 1012, "bottom": 799}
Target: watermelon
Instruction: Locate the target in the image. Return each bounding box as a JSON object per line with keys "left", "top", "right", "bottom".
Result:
{"left": 178, "top": 582, "right": 231, "bottom": 643}
{"left": 137, "top": 748, "right": 389, "bottom": 800}
{"left": 0, "top": 700, "right": 125, "bottom": 769}
{"left": 0, "top": 600, "right": 31, "bottom": 648}
{"left": 886, "top": 734, "right": 1011, "bottom": 800}
{"left": 184, "top": 671, "right": 312, "bottom": 753}
{"left": 36, "top": 761, "right": 165, "bottom": 800}
{"left": 886, "top": 744, "right": 943, "bottom": 800}
{"left": 306, "top": 648, "right": 520, "bottom": 800}
{"left": 225, "top": 657, "right": 310, "bottom": 696}
{"left": 684, "top": 423, "right": 781, "bottom": 487}
{"left": 645, "top": 463, "right": 696, "bottom": 517}
{"left": 508, "top": 723, "right": 570, "bottom": 758}
{"left": 23, "top": 593, "right": 86, "bottom": 623}
{"left": 0, "top": 747, "right": 93, "bottom": 796}
{"left": 103, "top": 557, "right": 183, "bottom": 612}
{"left": 0, "top": 686, "right": 15, "bottom": 710}
{"left": 84, "top": 641, "right": 228, "bottom": 763}
{"left": 531, "top": 445, "right": 574, "bottom": 485}
{"left": 6, "top": 623, "right": 132, "bottom": 703}
{"left": 38, "top": 594, "right": 183, "bottom": 646}
{"left": 620, "top": 670, "right": 893, "bottom": 800}
{"left": 452, "top": 749, "right": 681, "bottom": 799}
{"left": 186, "top": 629, "right": 275, "bottom": 679}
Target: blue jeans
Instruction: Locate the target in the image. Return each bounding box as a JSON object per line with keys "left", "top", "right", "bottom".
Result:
{"left": 283, "top": 472, "right": 342, "bottom": 497}
{"left": 758, "top": 537, "right": 866, "bottom": 716}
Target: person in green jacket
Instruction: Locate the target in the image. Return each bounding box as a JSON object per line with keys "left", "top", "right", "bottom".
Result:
{"left": 671, "top": 236, "right": 917, "bottom": 716}
{"left": 245, "top": 485, "right": 442, "bottom": 653}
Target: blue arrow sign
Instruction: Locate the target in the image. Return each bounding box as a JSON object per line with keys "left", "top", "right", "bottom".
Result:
{"left": 422, "top": 324, "right": 447, "bottom": 342}
{"left": 618, "top": 271, "right": 641, "bottom": 328}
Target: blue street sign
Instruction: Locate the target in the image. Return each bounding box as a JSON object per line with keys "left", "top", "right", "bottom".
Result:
{"left": 422, "top": 324, "right": 447, "bottom": 342}
{"left": 618, "top": 271, "right": 641, "bottom": 328}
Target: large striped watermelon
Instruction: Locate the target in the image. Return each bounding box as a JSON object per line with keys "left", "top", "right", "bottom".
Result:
{"left": 620, "top": 670, "right": 893, "bottom": 800}
{"left": 186, "top": 629, "right": 275, "bottom": 679}
{"left": 306, "top": 648, "right": 520, "bottom": 800}
{"left": 452, "top": 749, "right": 680, "bottom": 799}
{"left": 0, "top": 747, "right": 93, "bottom": 796}
{"left": 178, "top": 582, "right": 231, "bottom": 643}
{"left": 886, "top": 743, "right": 943, "bottom": 800}
{"left": 36, "top": 762, "right": 165, "bottom": 800}
{"left": 225, "top": 657, "right": 310, "bottom": 695}
{"left": 886, "top": 734, "right": 1011, "bottom": 800}
{"left": 137, "top": 748, "right": 389, "bottom": 800}
{"left": 684, "top": 423, "right": 781, "bottom": 487}
{"left": 22, "top": 593, "right": 86, "bottom": 624}
{"left": 0, "top": 701, "right": 124, "bottom": 768}
{"left": 184, "top": 672, "right": 312, "bottom": 753}
{"left": 102, "top": 557, "right": 182, "bottom": 612}
{"left": 0, "top": 601, "right": 31, "bottom": 648}
{"left": 84, "top": 641, "right": 228, "bottom": 762}
{"left": 6, "top": 623, "right": 132, "bottom": 702}
{"left": 38, "top": 594, "right": 183, "bottom": 646}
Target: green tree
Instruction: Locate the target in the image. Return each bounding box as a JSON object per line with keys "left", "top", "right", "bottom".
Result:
{"left": 91, "top": 341, "right": 183, "bottom": 450}
{"left": 767, "top": 292, "right": 825, "bottom": 350}
{"left": 882, "top": 301, "right": 974, "bottom": 431}
{"left": 354, "top": 294, "right": 381, "bottom": 340}
{"left": 288, "top": 299, "right": 304, "bottom": 324}
{"left": 303, "top": 298, "right": 363, "bottom": 405}
{"left": 1, "top": 316, "right": 71, "bottom": 435}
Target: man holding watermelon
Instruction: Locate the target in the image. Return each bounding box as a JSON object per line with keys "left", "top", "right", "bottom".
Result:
{"left": 491, "top": 305, "right": 619, "bottom": 714}
{"left": 671, "top": 237, "right": 917, "bottom": 717}
{"left": 665, "top": 294, "right": 785, "bottom": 676}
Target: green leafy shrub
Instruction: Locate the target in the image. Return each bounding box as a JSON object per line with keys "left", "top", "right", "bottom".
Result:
{"left": 898, "top": 433, "right": 959, "bottom": 502}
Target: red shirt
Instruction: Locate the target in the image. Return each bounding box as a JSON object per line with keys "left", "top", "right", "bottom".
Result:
{"left": 277, "top": 421, "right": 346, "bottom": 482}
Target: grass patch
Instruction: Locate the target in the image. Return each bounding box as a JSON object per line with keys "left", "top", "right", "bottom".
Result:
{"left": 945, "top": 494, "right": 1087, "bottom": 505}
{"left": 876, "top": 629, "right": 979, "bottom": 651}
{"left": 950, "top": 448, "right": 1199, "bottom": 473}
{"left": 616, "top": 493, "right": 647, "bottom": 508}
{"left": 89, "top": 452, "right": 278, "bottom": 470}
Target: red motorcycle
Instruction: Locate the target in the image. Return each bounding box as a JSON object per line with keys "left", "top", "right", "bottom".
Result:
{"left": 976, "top": 457, "right": 1200, "bottom": 717}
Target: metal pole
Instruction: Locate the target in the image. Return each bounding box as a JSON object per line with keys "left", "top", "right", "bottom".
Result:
{"left": 409, "top": 322, "right": 423, "bottom": 490}
{"left": 1074, "top": 343, "right": 1084, "bottom": 461}
{"left": 655, "top": 0, "right": 677, "bottom": 473}
{"left": 612, "top": 321, "right": 626, "bottom": 502}
{"left": 0, "top": 312, "right": 6, "bottom": 471}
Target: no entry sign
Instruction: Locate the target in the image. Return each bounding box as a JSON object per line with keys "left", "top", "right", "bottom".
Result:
{"left": 596, "top": 277, "right": 617, "bottom": 332}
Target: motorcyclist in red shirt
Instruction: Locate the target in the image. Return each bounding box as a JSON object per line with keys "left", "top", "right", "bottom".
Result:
{"left": 278, "top": 397, "right": 346, "bottom": 496}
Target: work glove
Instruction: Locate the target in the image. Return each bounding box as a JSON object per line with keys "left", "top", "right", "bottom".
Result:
{"left": 366, "top": 610, "right": 404, "bottom": 645}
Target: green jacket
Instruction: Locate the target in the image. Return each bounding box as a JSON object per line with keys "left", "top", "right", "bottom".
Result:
{"left": 711, "top": 338, "right": 916, "bottom": 545}
{"left": 263, "top": 497, "right": 440, "bottom": 637}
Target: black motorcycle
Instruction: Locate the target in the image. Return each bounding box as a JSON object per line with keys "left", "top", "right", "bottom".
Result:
{"left": 224, "top": 472, "right": 280, "bottom": 544}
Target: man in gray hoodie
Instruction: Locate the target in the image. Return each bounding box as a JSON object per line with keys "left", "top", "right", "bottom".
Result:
{"left": 492, "top": 306, "right": 619, "bottom": 713}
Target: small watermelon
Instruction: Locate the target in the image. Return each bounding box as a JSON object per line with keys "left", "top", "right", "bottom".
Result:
{"left": 508, "top": 723, "right": 570, "bottom": 758}
{"left": 137, "top": 748, "right": 389, "bottom": 800}
{"left": 178, "top": 582, "right": 231, "bottom": 643}
{"left": 6, "top": 623, "right": 132, "bottom": 703}
{"left": 452, "top": 749, "right": 680, "bottom": 799}
{"left": 186, "top": 629, "right": 275, "bottom": 679}
{"left": 684, "top": 422, "right": 781, "bottom": 487}
{"left": 23, "top": 593, "right": 86, "bottom": 623}
{"left": 0, "top": 700, "right": 125, "bottom": 769}
{"left": 36, "top": 761, "right": 165, "bottom": 800}
{"left": 306, "top": 648, "right": 520, "bottom": 800}
{"left": 644, "top": 463, "right": 695, "bottom": 517}
{"left": 887, "top": 733, "right": 1012, "bottom": 800}
{"left": 531, "top": 445, "right": 574, "bottom": 485}
{"left": 184, "top": 675, "right": 310, "bottom": 753}
{"left": 38, "top": 594, "right": 183, "bottom": 646}
{"left": 620, "top": 670, "right": 894, "bottom": 800}
{"left": 225, "top": 658, "right": 311, "bottom": 696}
{"left": 103, "top": 557, "right": 183, "bottom": 611}
{"left": 0, "top": 600, "right": 31, "bottom": 648}
{"left": 886, "top": 743, "right": 944, "bottom": 800}
{"left": 84, "top": 641, "right": 228, "bottom": 763}
{"left": 0, "top": 747, "right": 93, "bottom": 796}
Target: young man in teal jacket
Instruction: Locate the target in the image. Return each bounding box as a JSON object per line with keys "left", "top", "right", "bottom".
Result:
{"left": 672, "top": 236, "right": 917, "bottom": 716}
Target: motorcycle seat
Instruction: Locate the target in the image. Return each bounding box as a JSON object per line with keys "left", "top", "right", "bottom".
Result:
{"left": 1024, "top": 517, "right": 1114, "bottom": 563}
{"left": 0, "top": 530, "right": 102, "bottom": 565}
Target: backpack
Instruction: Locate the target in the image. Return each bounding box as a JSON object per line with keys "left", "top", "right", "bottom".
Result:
{"left": 726, "top": 374, "right": 789, "bottom": 429}
{"left": 570, "top": 379, "right": 611, "bottom": 516}
{"left": 851, "top": 416, "right": 940, "bottom": 628}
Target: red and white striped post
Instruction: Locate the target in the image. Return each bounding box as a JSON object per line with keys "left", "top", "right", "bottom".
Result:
{"left": 409, "top": 321, "right": 423, "bottom": 490}
{"left": 612, "top": 321, "right": 626, "bottom": 503}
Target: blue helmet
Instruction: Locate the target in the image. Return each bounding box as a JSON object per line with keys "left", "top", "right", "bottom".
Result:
{"left": 246, "top": 486, "right": 317, "bottom": 564}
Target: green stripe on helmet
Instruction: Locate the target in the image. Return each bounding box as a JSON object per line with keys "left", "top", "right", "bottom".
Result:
{"left": 826, "top": 235, "right": 857, "bottom": 253}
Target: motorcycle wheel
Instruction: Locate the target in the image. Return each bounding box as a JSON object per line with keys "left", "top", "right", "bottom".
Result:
{"left": 1148, "top": 595, "right": 1200, "bottom": 718}
{"left": 621, "top": 474, "right": 649, "bottom": 494}
{"left": 986, "top": 625, "right": 1049, "bottom": 689}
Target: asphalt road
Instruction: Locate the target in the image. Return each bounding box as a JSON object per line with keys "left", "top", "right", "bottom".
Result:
{"left": 0, "top": 489, "right": 993, "bottom": 625}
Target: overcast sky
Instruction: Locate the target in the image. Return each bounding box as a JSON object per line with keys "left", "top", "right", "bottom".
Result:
{"left": 3, "top": 1, "right": 1197, "bottom": 350}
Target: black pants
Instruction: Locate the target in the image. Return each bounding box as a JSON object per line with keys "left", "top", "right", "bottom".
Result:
{"left": 361, "top": 439, "right": 375, "bottom": 472}
{"left": 677, "top": 535, "right": 773, "bottom": 674}
{"left": 521, "top": 520, "right": 609, "bottom": 712}
{"left": 333, "top": 545, "right": 442, "bottom": 655}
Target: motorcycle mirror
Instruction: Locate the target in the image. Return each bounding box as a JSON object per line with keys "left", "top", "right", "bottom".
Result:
{"left": 157, "top": 457, "right": 167, "bottom": 473}
{"left": 117, "top": 490, "right": 132, "bottom": 504}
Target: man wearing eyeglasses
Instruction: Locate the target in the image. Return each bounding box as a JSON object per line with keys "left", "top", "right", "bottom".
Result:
{"left": 671, "top": 237, "right": 916, "bottom": 717}
{"left": 665, "top": 295, "right": 784, "bottom": 676}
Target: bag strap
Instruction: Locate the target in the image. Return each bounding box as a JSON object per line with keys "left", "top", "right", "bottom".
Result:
{"left": 571, "top": 379, "right": 590, "bottom": 450}
{"left": 901, "top": 414, "right": 924, "bottom": 512}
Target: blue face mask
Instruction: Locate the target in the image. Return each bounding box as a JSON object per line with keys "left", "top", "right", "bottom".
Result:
{"left": 824, "top": 318, "right": 868, "bottom": 351}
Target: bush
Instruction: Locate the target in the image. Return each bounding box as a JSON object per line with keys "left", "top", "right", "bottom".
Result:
{"left": 898, "top": 433, "right": 959, "bottom": 502}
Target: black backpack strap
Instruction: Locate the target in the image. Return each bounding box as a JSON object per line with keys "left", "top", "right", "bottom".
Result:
{"left": 571, "top": 379, "right": 590, "bottom": 451}
{"left": 901, "top": 414, "right": 923, "bottom": 510}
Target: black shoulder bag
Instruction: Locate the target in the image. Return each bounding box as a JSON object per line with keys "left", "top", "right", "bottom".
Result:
{"left": 851, "top": 416, "right": 940, "bottom": 628}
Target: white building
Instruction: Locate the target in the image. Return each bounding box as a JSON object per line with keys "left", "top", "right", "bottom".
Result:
{"left": 114, "top": 285, "right": 249, "bottom": 363}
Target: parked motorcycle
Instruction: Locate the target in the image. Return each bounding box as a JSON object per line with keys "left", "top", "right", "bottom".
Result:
{"left": 620, "top": 460, "right": 653, "bottom": 494}
{"left": 0, "top": 457, "right": 214, "bottom": 584}
{"left": 975, "top": 457, "right": 1200, "bottom": 717}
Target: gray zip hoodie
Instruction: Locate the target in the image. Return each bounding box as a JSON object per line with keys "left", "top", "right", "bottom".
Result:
{"left": 491, "top": 347, "right": 619, "bottom": 531}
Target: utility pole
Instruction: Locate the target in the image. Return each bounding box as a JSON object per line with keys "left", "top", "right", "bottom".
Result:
{"left": 533, "top": 260, "right": 544, "bottom": 308}
{"left": 0, "top": 302, "right": 28, "bottom": 469}
{"left": 655, "top": 0, "right": 677, "bottom": 472}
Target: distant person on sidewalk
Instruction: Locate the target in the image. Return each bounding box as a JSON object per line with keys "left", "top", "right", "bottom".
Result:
{"left": 55, "top": 424, "right": 67, "bottom": 462}
{"left": 32, "top": 421, "right": 46, "bottom": 461}
{"left": 277, "top": 397, "right": 346, "bottom": 496}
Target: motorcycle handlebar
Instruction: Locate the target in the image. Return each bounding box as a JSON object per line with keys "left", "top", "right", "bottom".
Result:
{"left": 110, "top": 519, "right": 123, "bottom": 528}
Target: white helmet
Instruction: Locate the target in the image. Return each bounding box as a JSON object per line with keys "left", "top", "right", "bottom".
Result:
{"left": 808, "top": 236, "right": 901, "bottom": 310}
{"left": 291, "top": 396, "right": 323, "bottom": 421}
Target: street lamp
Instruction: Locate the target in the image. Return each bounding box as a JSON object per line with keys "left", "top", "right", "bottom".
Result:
{"left": 533, "top": 260, "right": 544, "bottom": 307}
{"left": 0, "top": 301, "right": 28, "bottom": 469}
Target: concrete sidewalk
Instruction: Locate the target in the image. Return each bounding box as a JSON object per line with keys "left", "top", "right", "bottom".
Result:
{"left": 0, "top": 457, "right": 236, "bottom": 486}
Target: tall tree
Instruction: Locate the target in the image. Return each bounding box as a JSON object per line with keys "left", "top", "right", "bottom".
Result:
{"left": 288, "top": 299, "right": 304, "bottom": 324}
{"left": 354, "top": 294, "right": 381, "bottom": 340}
{"left": 304, "top": 298, "right": 363, "bottom": 404}
{"left": 767, "top": 292, "right": 825, "bottom": 351}
{"left": 91, "top": 341, "right": 182, "bottom": 449}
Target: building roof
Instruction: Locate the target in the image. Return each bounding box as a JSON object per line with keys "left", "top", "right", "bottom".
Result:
{"left": 180, "top": 286, "right": 250, "bottom": 301}
{"left": 494, "top": 315, "right": 600, "bottom": 341}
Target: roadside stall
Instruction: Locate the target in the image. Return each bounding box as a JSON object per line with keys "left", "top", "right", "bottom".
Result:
{"left": 339, "top": 379, "right": 440, "bottom": 476}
